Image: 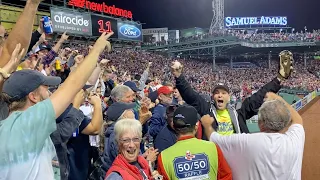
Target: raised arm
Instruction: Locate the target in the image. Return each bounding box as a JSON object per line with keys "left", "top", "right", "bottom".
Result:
{"left": 0, "top": 44, "right": 25, "bottom": 92}
{"left": 50, "top": 32, "right": 113, "bottom": 118}
{"left": 238, "top": 50, "right": 294, "bottom": 121}
{"left": 42, "top": 32, "right": 69, "bottom": 66}
{"left": 238, "top": 77, "right": 282, "bottom": 120}
{"left": 171, "top": 61, "right": 210, "bottom": 116}
{"left": 81, "top": 93, "right": 103, "bottom": 135}
{"left": 27, "top": 29, "right": 43, "bottom": 53}
{"left": 0, "top": 0, "right": 41, "bottom": 67}
{"left": 139, "top": 62, "right": 151, "bottom": 89}
{"left": 52, "top": 32, "right": 69, "bottom": 53}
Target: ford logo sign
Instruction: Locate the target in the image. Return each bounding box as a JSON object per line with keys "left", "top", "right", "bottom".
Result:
{"left": 119, "top": 24, "right": 141, "bottom": 38}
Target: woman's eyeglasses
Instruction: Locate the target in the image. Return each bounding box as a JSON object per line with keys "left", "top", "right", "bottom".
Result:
{"left": 120, "top": 137, "right": 141, "bottom": 145}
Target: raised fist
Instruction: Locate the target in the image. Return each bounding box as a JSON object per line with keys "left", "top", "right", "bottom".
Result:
{"left": 171, "top": 60, "right": 183, "bottom": 78}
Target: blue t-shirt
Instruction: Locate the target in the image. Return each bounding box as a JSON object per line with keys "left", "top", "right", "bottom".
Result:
{"left": 67, "top": 116, "right": 91, "bottom": 180}
{"left": 0, "top": 99, "right": 57, "bottom": 180}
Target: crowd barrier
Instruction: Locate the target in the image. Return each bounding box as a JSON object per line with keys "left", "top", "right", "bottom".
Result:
{"left": 247, "top": 89, "right": 320, "bottom": 133}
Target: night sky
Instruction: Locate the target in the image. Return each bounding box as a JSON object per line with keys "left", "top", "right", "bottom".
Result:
{"left": 98, "top": 0, "right": 320, "bottom": 31}
{"left": 7, "top": 0, "right": 320, "bottom": 31}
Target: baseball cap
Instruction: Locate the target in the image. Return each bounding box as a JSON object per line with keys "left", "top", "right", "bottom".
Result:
{"left": 212, "top": 83, "right": 230, "bottom": 94}
{"left": 49, "top": 84, "right": 92, "bottom": 94}
{"left": 3, "top": 69, "right": 61, "bottom": 101}
{"left": 106, "top": 102, "right": 136, "bottom": 121}
{"left": 145, "top": 79, "right": 153, "bottom": 85}
{"left": 124, "top": 81, "right": 141, "bottom": 92}
{"left": 157, "top": 86, "right": 173, "bottom": 96}
{"left": 134, "top": 74, "right": 141, "bottom": 81}
{"left": 173, "top": 105, "right": 199, "bottom": 129}
{"left": 38, "top": 44, "right": 52, "bottom": 51}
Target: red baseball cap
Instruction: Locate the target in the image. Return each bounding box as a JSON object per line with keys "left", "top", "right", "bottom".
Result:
{"left": 157, "top": 86, "right": 173, "bottom": 96}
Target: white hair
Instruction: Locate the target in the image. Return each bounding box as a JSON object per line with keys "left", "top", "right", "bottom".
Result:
{"left": 114, "top": 118, "right": 142, "bottom": 143}
{"left": 258, "top": 99, "right": 291, "bottom": 132}
{"left": 110, "top": 85, "right": 132, "bottom": 102}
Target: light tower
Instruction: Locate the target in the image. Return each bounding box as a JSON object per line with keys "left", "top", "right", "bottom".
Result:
{"left": 210, "top": 0, "right": 225, "bottom": 33}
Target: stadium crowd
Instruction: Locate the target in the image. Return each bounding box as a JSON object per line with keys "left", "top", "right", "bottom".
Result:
{"left": 145, "top": 28, "right": 320, "bottom": 45}
{"left": 0, "top": 0, "right": 316, "bottom": 180}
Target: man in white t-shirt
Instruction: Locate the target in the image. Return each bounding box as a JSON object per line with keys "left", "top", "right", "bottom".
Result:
{"left": 201, "top": 92, "right": 305, "bottom": 180}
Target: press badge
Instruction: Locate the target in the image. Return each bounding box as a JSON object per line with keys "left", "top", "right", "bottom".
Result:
{"left": 173, "top": 151, "right": 209, "bottom": 180}
{"left": 72, "top": 128, "right": 79, "bottom": 137}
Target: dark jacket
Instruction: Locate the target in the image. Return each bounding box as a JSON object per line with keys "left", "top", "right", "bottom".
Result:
{"left": 103, "top": 79, "right": 115, "bottom": 98}
{"left": 28, "top": 30, "right": 42, "bottom": 53}
{"left": 50, "top": 104, "right": 84, "bottom": 180}
{"left": 175, "top": 75, "right": 281, "bottom": 136}
{"left": 101, "top": 122, "right": 118, "bottom": 173}
{"left": 149, "top": 103, "right": 167, "bottom": 139}
{"left": 154, "top": 125, "right": 177, "bottom": 153}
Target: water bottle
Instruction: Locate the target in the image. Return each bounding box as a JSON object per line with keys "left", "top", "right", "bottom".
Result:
{"left": 42, "top": 16, "right": 53, "bottom": 34}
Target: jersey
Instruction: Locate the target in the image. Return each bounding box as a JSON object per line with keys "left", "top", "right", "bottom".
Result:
{"left": 216, "top": 110, "right": 234, "bottom": 135}
{"left": 158, "top": 137, "right": 219, "bottom": 180}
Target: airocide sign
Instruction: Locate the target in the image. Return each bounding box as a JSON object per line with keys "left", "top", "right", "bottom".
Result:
{"left": 68, "top": 0, "right": 133, "bottom": 19}
{"left": 50, "top": 8, "right": 92, "bottom": 36}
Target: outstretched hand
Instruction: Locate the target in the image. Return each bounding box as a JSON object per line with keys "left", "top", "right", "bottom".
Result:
{"left": 93, "top": 32, "right": 114, "bottom": 53}
{"left": 61, "top": 31, "right": 69, "bottom": 41}
{"left": 2, "top": 43, "right": 25, "bottom": 75}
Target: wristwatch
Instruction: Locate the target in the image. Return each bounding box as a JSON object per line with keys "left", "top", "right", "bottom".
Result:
{"left": 0, "top": 68, "right": 10, "bottom": 79}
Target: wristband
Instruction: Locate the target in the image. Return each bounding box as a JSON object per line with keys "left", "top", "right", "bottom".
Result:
{"left": 277, "top": 72, "right": 287, "bottom": 81}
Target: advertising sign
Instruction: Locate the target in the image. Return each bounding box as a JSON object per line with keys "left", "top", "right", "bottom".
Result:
{"left": 50, "top": 8, "right": 92, "bottom": 36}
{"left": 91, "top": 14, "right": 118, "bottom": 38}
{"left": 295, "top": 101, "right": 302, "bottom": 111}
{"left": 307, "top": 94, "right": 312, "bottom": 103}
{"left": 301, "top": 97, "right": 307, "bottom": 107}
{"left": 142, "top": 28, "right": 168, "bottom": 35}
{"left": 68, "top": 0, "right": 132, "bottom": 19}
{"left": 312, "top": 91, "right": 316, "bottom": 99}
{"left": 117, "top": 21, "right": 142, "bottom": 41}
{"left": 225, "top": 16, "right": 288, "bottom": 28}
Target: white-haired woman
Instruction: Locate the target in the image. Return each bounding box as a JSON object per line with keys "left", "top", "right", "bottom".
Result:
{"left": 105, "top": 119, "right": 160, "bottom": 180}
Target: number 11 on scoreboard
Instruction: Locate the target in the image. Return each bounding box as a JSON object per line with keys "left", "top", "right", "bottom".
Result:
{"left": 98, "top": 20, "right": 112, "bottom": 33}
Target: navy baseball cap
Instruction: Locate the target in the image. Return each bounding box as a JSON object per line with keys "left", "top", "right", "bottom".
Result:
{"left": 38, "top": 44, "right": 52, "bottom": 51}
{"left": 3, "top": 69, "right": 61, "bottom": 101}
{"left": 173, "top": 105, "right": 199, "bottom": 129}
{"left": 124, "top": 81, "right": 141, "bottom": 92}
{"left": 106, "top": 102, "right": 136, "bottom": 121}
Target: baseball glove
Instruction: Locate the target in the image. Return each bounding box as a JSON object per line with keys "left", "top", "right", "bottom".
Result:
{"left": 278, "top": 50, "right": 294, "bottom": 80}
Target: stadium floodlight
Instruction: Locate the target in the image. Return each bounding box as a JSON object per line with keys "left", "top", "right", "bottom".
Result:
{"left": 210, "top": 0, "right": 224, "bottom": 33}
